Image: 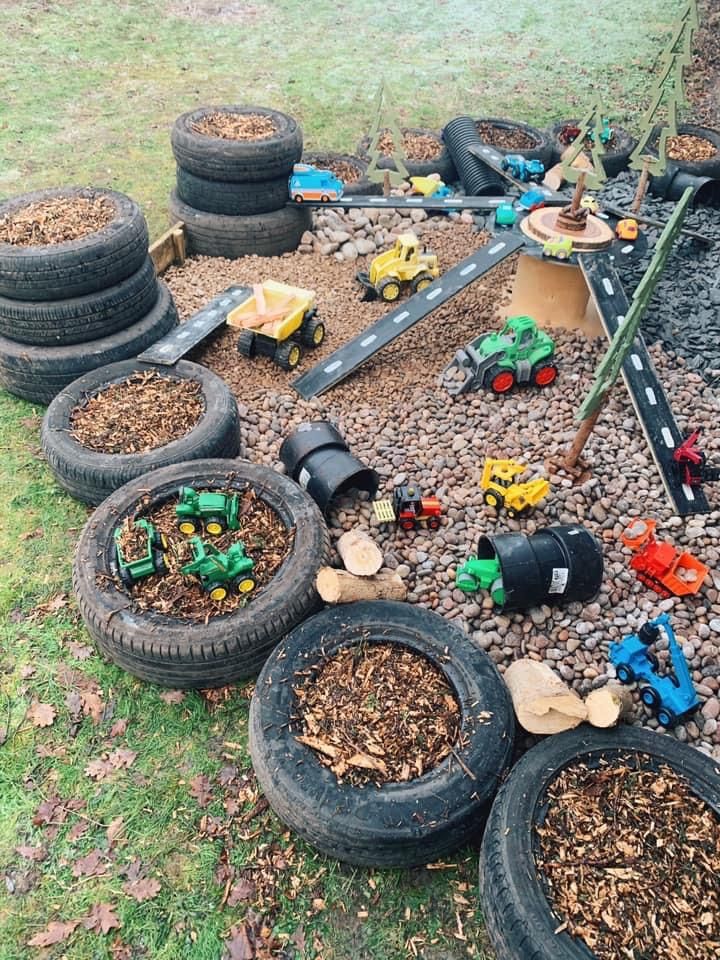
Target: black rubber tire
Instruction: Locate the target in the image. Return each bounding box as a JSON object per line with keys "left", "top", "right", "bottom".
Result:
{"left": 169, "top": 190, "right": 311, "bottom": 259}
{"left": 301, "top": 151, "right": 383, "bottom": 196}
{"left": 473, "top": 117, "right": 554, "bottom": 167}
{"left": 0, "top": 281, "right": 177, "bottom": 406}
{"left": 171, "top": 105, "right": 303, "bottom": 183}
{"left": 0, "top": 187, "right": 149, "bottom": 302}
{"left": 175, "top": 167, "right": 289, "bottom": 216}
{"left": 479, "top": 725, "right": 720, "bottom": 960}
{"left": 547, "top": 120, "right": 636, "bottom": 178}
{"left": 41, "top": 359, "right": 241, "bottom": 505}
{"left": 72, "top": 459, "right": 330, "bottom": 688}
{"left": 249, "top": 601, "right": 515, "bottom": 868}
{"left": 0, "top": 256, "right": 158, "bottom": 347}
{"left": 356, "top": 127, "right": 457, "bottom": 183}
{"left": 647, "top": 122, "right": 720, "bottom": 178}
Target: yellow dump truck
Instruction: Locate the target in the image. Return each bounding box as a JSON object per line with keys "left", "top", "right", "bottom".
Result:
{"left": 226, "top": 280, "right": 324, "bottom": 370}
{"left": 480, "top": 458, "right": 550, "bottom": 518}
{"left": 356, "top": 232, "right": 440, "bottom": 302}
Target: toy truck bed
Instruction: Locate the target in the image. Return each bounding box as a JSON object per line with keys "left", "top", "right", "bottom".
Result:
{"left": 226, "top": 280, "right": 315, "bottom": 342}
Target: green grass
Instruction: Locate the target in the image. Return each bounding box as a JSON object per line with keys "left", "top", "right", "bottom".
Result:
{"left": 0, "top": 1, "right": 685, "bottom": 956}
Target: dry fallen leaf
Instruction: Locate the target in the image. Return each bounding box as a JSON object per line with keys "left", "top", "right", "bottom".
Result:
{"left": 224, "top": 923, "right": 255, "bottom": 959}
{"left": 67, "top": 641, "right": 93, "bottom": 660}
{"left": 27, "top": 919, "right": 80, "bottom": 947}
{"left": 81, "top": 691, "right": 105, "bottom": 724}
{"left": 107, "top": 816, "right": 125, "bottom": 846}
{"left": 227, "top": 878, "right": 256, "bottom": 906}
{"left": 159, "top": 690, "right": 185, "bottom": 704}
{"left": 123, "top": 877, "right": 161, "bottom": 903}
{"left": 109, "top": 718, "right": 128, "bottom": 738}
{"left": 83, "top": 902, "right": 121, "bottom": 935}
{"left": 72, "top": 848, "right": 107, "bottom": 878}
{"left": 109, "top": 748, "right": 137, "bottom": 769}
{"left": 15, "top": 844, "right": 47, "bottom": 862}
{"left": 85, "top": 757, "right": 113, "bottom": 780}
{"left": 189, "top": 774, "right": 213, "bottom": 807}
{"left": 28, "top": 701, "right": 56, "bottom": 728}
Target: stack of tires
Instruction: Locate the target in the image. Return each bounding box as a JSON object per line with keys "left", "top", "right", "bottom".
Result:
{"left": 170, "top": 105, "right": 310, "bottom": 259}
{"left": 0, "top": 187, "right": 178, "bottom": 406}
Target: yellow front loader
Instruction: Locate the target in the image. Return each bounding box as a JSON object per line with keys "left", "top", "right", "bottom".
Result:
{"left": 356, "top": 232, "right": 440, "bottom": 302}
{"left": 480, "top": 458, "right": 550, "bottom": 518}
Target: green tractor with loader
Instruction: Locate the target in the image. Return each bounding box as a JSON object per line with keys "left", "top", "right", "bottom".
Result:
{"left": 175, "top": 487, "right": 241, "bottom": 536}
{"left": 181, "top": 537, "right": 256, "bottom": 602}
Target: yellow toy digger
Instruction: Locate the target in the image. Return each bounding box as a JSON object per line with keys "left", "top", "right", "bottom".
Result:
{"left": 356, "top": 232, "right": 440, "bottom": 302}
{"left": 480, "top": 458, "right": 550, "bottom": 518}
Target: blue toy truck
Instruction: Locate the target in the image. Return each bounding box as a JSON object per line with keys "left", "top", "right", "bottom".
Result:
{"left": 501, "top": 154, "right": 545, "bottom": 183}
{"left": 289, "top": 163, "right": 344, "bottom": 203}
{"left": 609, "top": 613, "right": 701, "bottom": 728}
{"left": 517, "top": 188, "right": 546, "bottom": 212}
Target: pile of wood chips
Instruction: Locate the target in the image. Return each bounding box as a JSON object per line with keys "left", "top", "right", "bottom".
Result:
{"left": 324, "top": 159, "right": 362, "bottom": 183}
{"left": 123, "top": 490, "right": 292, "bottom": 621}
{"left": 535, "top": 758, "right": 720, "bottom": 960}
{"left": 115, "top": 517, "right": 150, "bottom": 564}
{"left": 294, "top": 642, "right": 461, "bottom": 786}
{"left": 476, "top": 121, "right": 538, "bottom": 151}
{"left": 376, "top": 130, "right": 442, "bottom": 160}
{"left": 70, "top": 371, "right": 204, "bottom": 454}
{"left": 667, "top": 133, "right": 717, "bottom": 162}
{"left": 0, "top": 196, "right": 114, "bottom": 246}
{"left": 191, "top": 112, "right": 277, "bottom": 140}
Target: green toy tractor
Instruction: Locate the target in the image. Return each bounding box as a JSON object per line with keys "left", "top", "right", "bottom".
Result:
{"left": 443, "top": 315, "right": 557, "bottom": 396}
{"left": 181, "top": 537, "right": 256, "bottom": 602}
{"left": 114, "top": 518, "right": 169, "bottom": 587}
{"left": 175, "top": 486, "right": 240, "bottom": 537}
{"left": 455, "top": 556, "right": 505, "bottom": 605}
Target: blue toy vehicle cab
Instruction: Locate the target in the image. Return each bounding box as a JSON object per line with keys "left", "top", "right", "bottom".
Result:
{"left": 517, "top": 188, "right": 546, "bottom": 212}
{"left": 501, "top": 154, "right": 545, "bottom": 183}
{"left": 609, "top": 613, "right": 701, "bottom": 728}
{"left": 289, "top": 163, "right": 344, "bottom": 203}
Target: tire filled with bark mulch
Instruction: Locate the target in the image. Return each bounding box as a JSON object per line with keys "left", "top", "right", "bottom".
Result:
{"left": 479, "top": 725, "right": 720, "bottom": 960}
{"left": 356, "top": 127, "right": 457, "bottom": 183}
{"left": 474, "top": 117, "right": 553, "bottom": 166}
{"left": 546, "top": 120, "right": 636, "bottom": 178}
{"left": 73, "top": 459, "right": 330, "bottom": 688}
{"left": 42, "top": 359, "right": 241, "bottom": 505}
{"left": 647, "top": 122, "right": 720, "bottom": 178}
{"left": 249, "top": 601, "right": 514, "bottom": 867}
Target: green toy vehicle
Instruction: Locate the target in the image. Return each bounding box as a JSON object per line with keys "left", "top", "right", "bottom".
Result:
{"left": 494, "top": 202, "right": 517, "bottom": 227}
{"left": 443, "top": 315, "right": 557, "bottom": 396}
{"left": 181, "top": 537, "right": 256, "bottom": 602}
{"left": 175, "top": 486, "right": 240, "bottom": 537}
{"left": 455, "top": 556, "right": 505, "bottom": 605}
{"left": 542, "top": 235, "right": 573, "bottom": 260}
{"left": 114, "top": 518, "right": 168, "bottom": 587}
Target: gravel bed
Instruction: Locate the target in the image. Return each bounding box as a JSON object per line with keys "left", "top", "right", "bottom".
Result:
{"left": 164, "top": 209, "right": 720, "bottom": 760}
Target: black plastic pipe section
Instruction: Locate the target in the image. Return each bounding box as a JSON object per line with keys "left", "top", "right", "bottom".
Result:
{"left": 649, "top": 161, "right": 720, "bottom": 207}
{"left": 279, "top": 421, "right": 379, "bottom": 514}
{"left": 442, "top": 116, "right": 506, "bottom": 196}
{"left": 477, "top": 524, "right": 603, "bottom": 612}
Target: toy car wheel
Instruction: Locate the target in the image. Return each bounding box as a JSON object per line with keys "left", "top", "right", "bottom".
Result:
{"left": 293, "top": 195, "right": 303, "bottom": 203}
{"left": 177, "top": 518, "right": 198, "bottom": 535}
{"left": 275, "top": 340, "right": 302, "bottom": 371}
{"left": 208, "top": 583, "right": 228, "bottom": 603}
{"left": 204, "top": 516, "right": 226, "bottom": 536}
{"left": 506, "top": 507, "right": 517, "bottom": 519}
{"left": 556, "top": 250, "right": 569, "bottom": 261}
{"left": 484, "top": 491, "right": 501, "bottom": 508}
{"left": 118, "top": 566, "right": 135, "bottom": 589}
{"left": 233, "top": 575, "right": 256, "bottom": 595}
{"left": 616, "top": 663, "right": 635, "bottom": 684}
{"left": 237, "top": 329, "right": 256, "bottom": 358}
{"left": 400, "top": 519, "right": 416, "bottom": 531}
{"left": 427, "top": 516, "right": 441, "bottom": 531}
{"left": 320, "top": 194, "right": 329, "bottom": 203}
{"left": 487, "top": 366, "right": 515, "bottom": 394}
{"left": 640, "top": 686, "right": 660, "bottom": 709}
{"left": 301, "top": 317, "right": 325, "bottom": 348}
{"left": 532, "top": 362, "right": 558, "bottom": 388}
{"left": 656, "top": 707, "right": 677, "bottom": 728}
{"left": 411, "top": 272, "right": 434, "bottom": 294}
{"left": 378, "top": 278, "right": 401, "bottom": 302}
{"left": 153, "top": 550, "right": 168, "bottom": 576}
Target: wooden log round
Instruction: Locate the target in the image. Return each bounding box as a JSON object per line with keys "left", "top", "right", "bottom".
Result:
{"left": 336, "top": 529, "right": 383, "bottom": 576}
{"left": 585, "top": 683, "right": 634, "bottom": 728}
{"left": 504, "top": 658, "right": 587, "bottom": 734}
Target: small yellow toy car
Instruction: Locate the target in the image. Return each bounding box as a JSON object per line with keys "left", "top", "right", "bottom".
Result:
{"left": 542, "top": 235, "right": 573, "bottom": 260}
{"left": 616, "top": 218, "right": 639, "bottom": 241}
{"left": 580, "top": 196, "right": 599, "bottom": 213}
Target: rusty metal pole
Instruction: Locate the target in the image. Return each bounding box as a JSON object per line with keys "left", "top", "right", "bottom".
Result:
{"left": 563, "top": 404, "right": 604, "bottom": 471}
{"left": 570, "top": 171, "right": 587, "bottom": 215}
{"left": 631, "top": 156, "right": 653, "bottom": 215}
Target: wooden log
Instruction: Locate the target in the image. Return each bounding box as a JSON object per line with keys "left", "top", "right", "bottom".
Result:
{"left": 504, "top": 659, "right": 588, "bottom": 734}
{"left": 316, "top": 567, "right": 407, "bottom": 603}
{"left": 336, "top": 529, "right": 383, "bottom": 576}
{"left": 585, "top": 683, "right": 634, "bottom": 728}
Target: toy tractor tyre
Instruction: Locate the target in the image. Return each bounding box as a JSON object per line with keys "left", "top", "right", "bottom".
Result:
{"left": 657, "top": 708, "right": 677, "bottom": 728}
{"left": 532, "top": 362, "right": 558, "bottom": 388}
{"left": 484, "top": 491, "right": 501, "bottom": 508}
{"left": 118, "top": 566, "right": 135, "bottom": 589}
{"left": 153, "top": 550, "right": 168, "bottom": 576}
{"left": 237, "top": 330, "right": 256, "bottom": 358}
{"left": 400, "top": 519, "right": 416, "bottom": 531}
{"left": 616, "top": 664, "right": 635, "bottom": 684}
{"left": 412, "top": 272, "right": 434, "bottom": 294}
{"left": 487, "top": 366, "right": 515, "bottom": 395}
{"left": 378, "top": 278, "right": 402, "bottom": 302}
{"left": 233, "top": 575, "right": 256, "bottom": 595}
{"left": 640, "top": 687, "right": 660, "bottom": 709}
{"left": 275, "top": 340, "right": 302, "bottom": 371}
{"left": 204, "top": 516, "right": 226, "bottom": 536}
{"left": 301, "top": 317, "right": 325, "bottom": 348}
{"left": 208, "top": 583, "right": 229, "bottom": 603}
{"left": 427, "top": 516, "right": 441, "bottom": 531}
{"left": 177, "top": 518, "right": 198, "bottom": 535}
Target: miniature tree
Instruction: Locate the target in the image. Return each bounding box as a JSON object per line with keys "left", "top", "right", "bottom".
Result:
{"left": 559, "top": 97, "right": 610, "bottom": 191}
{"left": 562, "top": 187, "right": 692, "bottom": 472}
{"left": 364, "top": 79, "right": 410, "bottom": 188}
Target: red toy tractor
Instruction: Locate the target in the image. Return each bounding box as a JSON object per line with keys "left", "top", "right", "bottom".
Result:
{"left": 373, "top": 484, "right": 442, "bottom": 531}
{"left": 672, "top": 428, "right": 720, "bottom": 488}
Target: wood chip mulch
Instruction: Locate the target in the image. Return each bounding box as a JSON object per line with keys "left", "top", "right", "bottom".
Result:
{"left": 476, "top": 121, "right": 538, "bottom": 151}
{"left": 116, "top": 517, "right": 150, "bottom": 564}
{"left": 324, "top": 159, "right": 361, "bottom": 183}
{"left": 535, "top": 758, "right": 720, "bottom": 960}
{"left": 123, "top": 489, "right": 292, "bottom": 621}
{"left": 0, "top": 196, "right": 114, "bottom": 246}
{"left": 191, "top": 112, "right": 277, "bottom": 140}
{"left": 376, "top": 130, "right": 442, "bottom": 160}
{"left": 293, "top": 642, "right": 461, "bottom": 787}
{"left": 667, "top": 133, "right": 717, "bottom": 162}
{"left": 70, "top": 371, "right": 204, "bottom": 454}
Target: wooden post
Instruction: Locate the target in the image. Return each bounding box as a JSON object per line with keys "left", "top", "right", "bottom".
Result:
{"left": 631, "top": 156, "right": 653, "bottom": 215}
{"left": 382, "top": 170, "right": 392, "bottom": 196}
{"left": 563, "top": 403, "right": 604, "bottom": 471}
{"left": 570, "top": 171, "right": 587, "bottom": 215}
{"left": 504, "top": 659, "right": 587, "bottom": 734}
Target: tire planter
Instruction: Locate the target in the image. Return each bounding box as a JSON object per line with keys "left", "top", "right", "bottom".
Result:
{"left": 73, "top": 459, "right": 330, "bottom": 688}
{"left": 479, "top": 725, "right": 720, "bottom": 960}
{"left": 249, "top": 601, "right": 515, "bottom": 867}
{"left": 0, "top": 281, "right": 177, "bottom": 405}
{"left": 356, "top": 127, "right": 457, "bottom": 183}
{"left": 301, "top": 152, "right": 382, "bottom": 196}
{"left": 0, "top": 187, "right": 149, "bottom": 301}
{"left": 473, "top": 117, "right": 553, "bottom": 167}
{"left": 547, "top": 120, "right": 636, "bottom": 178}
{"left": 171, "top": 105, "right": 303, "bottom": 183}
{"left": 175, "top": 167, "right": 290, "bottom": 216}
{"left": 41, "top": 359, "right": 241, "bottom": 505}
{"left": 0, "top": 256, "right": 158, "bottom": 347}
{"left": 646, "top": 122, "right": 720, "bottom": 179}
{"left": 169, "top": 190, "right": 312, "bottom": 259}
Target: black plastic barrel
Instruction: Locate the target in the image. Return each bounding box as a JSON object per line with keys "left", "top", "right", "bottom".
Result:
{"left": 476, "top": 524, "right": 603, "bottom": 612}
{"left": 279, "top": 421, "right": 379, "bottom": 514}
{"left": 649, "top": 160, "right": 720, "bottom": 207}
{"left": 442, "top": 116, "right": 506, "bottom": 196}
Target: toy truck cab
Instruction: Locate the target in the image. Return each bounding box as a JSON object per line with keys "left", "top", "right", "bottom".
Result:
{"left": 501, "top": 154, "right": 545, "bottom": 182}
{"left": 480, "top": 458, "right": 550, "bottom": 517}
{"left": 289, "top": 163, "right": 344, "bottom": 203}
{"left": 477, "top": 316, "right": 557, "bottom": 394}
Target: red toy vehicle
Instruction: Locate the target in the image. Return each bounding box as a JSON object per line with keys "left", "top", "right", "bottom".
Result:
{"left": 373, "top": 484, "right": 442, "bottom": 531}
{"left": 672, "top": 428, "right": 720, "bottom": 488}
{"left": 621, "top": 519, "right": 708, "bottom": 599}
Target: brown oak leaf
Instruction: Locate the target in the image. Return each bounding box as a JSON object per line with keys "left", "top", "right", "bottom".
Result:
{"left": 27, "top": 919, "right": 80, "bottom": 947}
{"left": 83, "top": 902, "right": 121, "bottom": 935}
{"left": 227, "top": 878, "right": 256, "bottom": 906}
{"left": 159, "top": 690, "right": 185, "bottom": 704}
{"left": 67, "top": 640, "right": 93, "bottom": 660}
{"left": 109, "top": 718, "right": 128, "bottom": 738}
{"left": 123, "top": 877, "right": 161, "bottom": 902}
{"left": 81, "top": 691, "right": 104, "bottom": 724}
{"left": 72, "top": 848, "right": 107, "bottom": 878}
{"left": 85, "top": 757, "right": 113, "bottom": 780}
{"left": 106, "top": 816, "right": 125, "bottom": 845}
{"left": 66, "top": 691, "right": 82, "bottom": 716}
{"left": 28, "top": 701, "right": 56, "bottom": 728}
{"left": 33, "top": 795, "right": 61, "bottom": 826}
{"left": 109, "top": 747, "right": 137, "bottom": 769}
{"left": 68, "top": 820, "right": 90, "bottom": 843}
{"left": 189, "top": 774, "right": 213, "bottom": 807}
{"left": 224, "top": 923, "right": 255, "bottom": 960}
{"left": 15, "top": 844, "right": 47, "bottom": 862}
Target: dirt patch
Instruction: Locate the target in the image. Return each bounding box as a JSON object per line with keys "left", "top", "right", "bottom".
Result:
{"left": 70, "top": 371, "right": 204, "bottom": 454}
{"left": 667, "top": 133, "right": 717, "bottom": 162}
{"left": 536, "top": 758, "right": 720, "bottom": 960}
{"left": 191, "top": 112, "right": 277, "bottom": 141}
{"left": 375, "top": 129, "right": 442, "bottom": 160}
{"left": 293, "top": 642, "right": 461, "bottom": 786}
{"left": 476, "top": 121, "right": 538, "bottom": 151}
{"left": 166, "top": 0, "right": 268, "bottom": 23}
{"left": 121, "top": 489, "right": 292, "bottom": 621}
{"left": 0, "top": 196, "right": 114, "bottom": 246}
